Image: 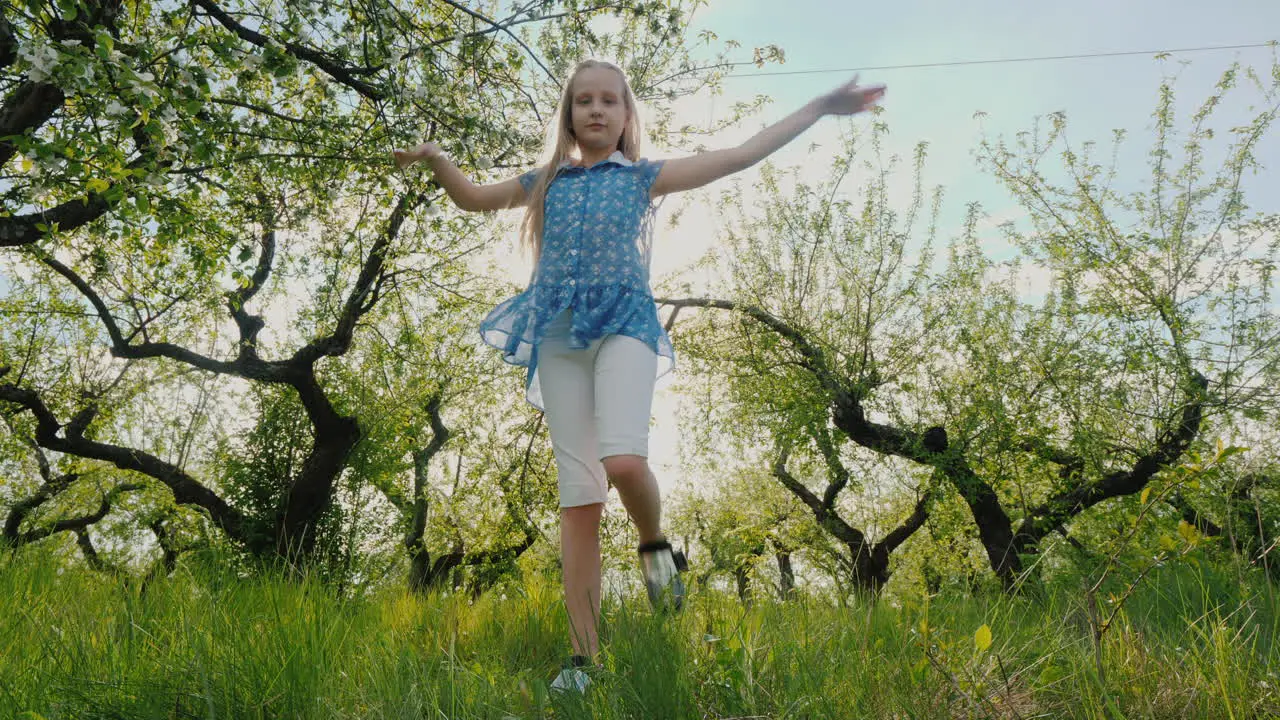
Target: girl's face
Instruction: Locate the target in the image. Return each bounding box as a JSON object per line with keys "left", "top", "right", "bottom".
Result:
{"left": 569, "top": 66, "right": 629, "bottom": 154}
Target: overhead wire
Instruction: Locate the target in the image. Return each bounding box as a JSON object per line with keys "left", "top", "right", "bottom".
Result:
{"left": 725, "top": 41, "right": 1277, "bottom": 78}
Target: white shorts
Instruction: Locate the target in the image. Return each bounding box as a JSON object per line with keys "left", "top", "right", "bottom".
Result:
{"left": 538, "top": 311, "right": 658, "bottom": 508}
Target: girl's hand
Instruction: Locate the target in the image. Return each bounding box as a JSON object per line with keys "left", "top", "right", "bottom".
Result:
{"left": 392, "top": 141, "right": 443, "bottom": 169}
{"left": 816, "top": 75, "right": 886, "bottom": 117}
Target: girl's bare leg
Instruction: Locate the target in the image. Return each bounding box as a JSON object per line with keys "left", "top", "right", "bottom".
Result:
{"left": 604, "top": 455, "right": 662, "bottom": 544}
{"left": 560, "top": 502, "right": 604, "bottom": 658}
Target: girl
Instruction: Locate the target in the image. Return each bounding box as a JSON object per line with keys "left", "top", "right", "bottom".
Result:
{"left": 394, "top": 59, "right": 884, "bottom": 690}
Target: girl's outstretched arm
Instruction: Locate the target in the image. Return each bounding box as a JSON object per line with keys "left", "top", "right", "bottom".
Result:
{"left": 649, "top": 76, "right": 885, "bottom": 198}
{"left": 393, "top": 141, "right": 528, "bottom": 212}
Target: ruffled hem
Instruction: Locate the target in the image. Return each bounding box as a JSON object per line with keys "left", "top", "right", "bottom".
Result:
{"left": 478, "top": 283, "right": 676, "bottom": 409}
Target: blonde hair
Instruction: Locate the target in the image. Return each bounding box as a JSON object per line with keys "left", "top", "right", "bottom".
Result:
{"left": 519, "top": 60, "right": 643, "bottom": 255}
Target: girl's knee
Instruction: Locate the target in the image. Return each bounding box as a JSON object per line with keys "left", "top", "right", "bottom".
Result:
{"left": 560, "top": 503, "right": 604, "bottom": 548}
{"left": 561, "top": 502, "right": 604, "bottom": 524}
{"left": 601, "top": 454, "right": 648, "bottom": 483}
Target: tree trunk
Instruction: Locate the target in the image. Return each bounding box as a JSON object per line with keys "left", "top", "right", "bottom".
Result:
{"left": 941, "top": 460, "right": 1021, "bottom": 586}
{"left": 776, "top": 549, "right": 795, "bottom": 599}
{"left": 274, "top": 374, "right": 361, "bottom": 563}
{"left": 407, "top": 544, "right": 436, "bottom": 594}
{"left": 274, "top": 420, "right": 360, "bottom": 561}
{"left": 735, "top": 564, "right": 751, "bottom": 604}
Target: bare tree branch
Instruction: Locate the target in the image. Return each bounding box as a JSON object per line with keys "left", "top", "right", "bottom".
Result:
{"left": 3, "top": 443, "right": 79, "bottom": 543}
{"left": 664, "top": 296, "right": 1021, "bottom": 583}
{"left": 293, "top": 191, "right": 420, "bottom": 365}
{"left": 435, "top": 0, "right": 556, "bottom": 82}
{"left": 658, "top": 297, "right": 843, "bottom": 396}
{"left": 0, "top": 194, "right": 116, "bottom": 248}
{"left": 0, "top": 12, "right": 18, "bottom": 70}
{"left": 12, "top": 481, "right": 144, "bottom": 546}
{"left": 812, "top": 426, "right": 851, "bottom": 511}
{"left": 874, "top": 488, "right": 931, "bottom": 557}
{"left": 0, "top": 378, "right": 248, "bottom": 544}
{"left": 0, "top": 0, "right": 123, "bottom": 167}
{"left": 226, "top": 227, "right": 277, "bottom": 358}
{"left": 189, "top": 0, "right": 383, "bottom": 100}
{"left": 0, "top": 82, "right": 66, "bottom": 169}
{"left": 772, "top": 447, "right": 930, "bottom": 591}
{"left": 1012, "top": 372, "right": 1209, "bottom": 552}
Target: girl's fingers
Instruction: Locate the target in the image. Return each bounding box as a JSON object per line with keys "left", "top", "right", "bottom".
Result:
{"left": 859, "top": 85, "right": 886, "bottom": 101}
{"left": 822, "top": 77, "right": 884, "bottom": 113}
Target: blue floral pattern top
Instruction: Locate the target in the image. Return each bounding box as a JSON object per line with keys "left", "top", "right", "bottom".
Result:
{"left": 479, "top": 151, "right": 674, "bottom": 409}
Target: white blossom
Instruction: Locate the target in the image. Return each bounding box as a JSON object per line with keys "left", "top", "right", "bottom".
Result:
{"left": 475, "top": 156, "right": 494, "bottom": 171}
{"left": 130, "top": 73, "right": 159, "bottom": 99}
{"left": 158, "top": 121, "right": 179, "bottom": 146}
{"left": 20, "top": 43, "right": 60, "bottom": 83}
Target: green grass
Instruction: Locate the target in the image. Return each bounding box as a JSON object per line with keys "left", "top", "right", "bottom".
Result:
{"left": 2, "top": 553, "right": 1277, "bottom": 719}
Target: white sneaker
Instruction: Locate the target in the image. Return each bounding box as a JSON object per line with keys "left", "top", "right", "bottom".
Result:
{"left": 550, "top": 666, "right": 591, "bottom": 694}
{"left": 638, "top": 540, "right": 687, "bottom": 611}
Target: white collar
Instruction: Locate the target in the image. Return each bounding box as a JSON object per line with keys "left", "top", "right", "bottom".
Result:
{"left": 558, "top": 150, "right": 634, "bottom": 169}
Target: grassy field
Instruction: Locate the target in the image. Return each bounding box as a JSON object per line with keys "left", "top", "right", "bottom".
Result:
{"left": 2, "top": 552, "right": 1277, "bottom": 719}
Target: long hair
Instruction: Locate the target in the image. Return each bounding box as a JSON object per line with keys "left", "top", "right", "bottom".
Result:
{"left": 519, "top": 60, "right": 643, "bottom": 256}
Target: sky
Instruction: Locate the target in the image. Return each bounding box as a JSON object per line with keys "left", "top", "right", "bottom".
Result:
{"left": 636, "top": 0, "right": 1280, "bottom": 495}
{"left": 646, "top": 0, "right": 1280, "bottom": 276}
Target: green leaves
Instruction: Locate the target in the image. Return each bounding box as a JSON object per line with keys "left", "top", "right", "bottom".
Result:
{"left": 974, "top": 623, "right": 992, "bottom": 653}
{"left": 56, "top": 0, "right": 79, "bottom": 21}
